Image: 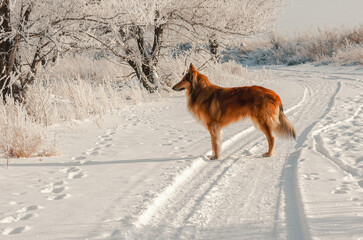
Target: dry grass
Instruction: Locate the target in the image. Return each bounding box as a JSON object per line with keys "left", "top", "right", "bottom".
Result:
{"left": 330, "top": 43, "right": 363, "bottom": 65}
{"left": 0, "top": 98, "right": 57, "bottom": 158}
{"left": 158, "top": 50, "right": 271, "bottom": 90}
{"left": 24, "top": 75, "right": 144, "bottom": 126}
{"left": 242, "top": 25, "right": 363, "bottom": 65}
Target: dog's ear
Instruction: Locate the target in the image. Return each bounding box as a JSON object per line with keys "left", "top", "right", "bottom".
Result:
{"left": 188, "top": 65, "right": 196, "bottom": 95}
{"left": 188, "top": 78, "right": 195, "bottom": 95}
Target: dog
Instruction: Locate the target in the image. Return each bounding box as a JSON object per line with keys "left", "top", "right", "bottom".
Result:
{"left": 172, "top": 63, "right": 296, "bottom": 159}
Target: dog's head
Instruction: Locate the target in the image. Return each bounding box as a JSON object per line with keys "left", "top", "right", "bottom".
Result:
{"left": 172, "top": 63, "right": 197, "bottom": 93}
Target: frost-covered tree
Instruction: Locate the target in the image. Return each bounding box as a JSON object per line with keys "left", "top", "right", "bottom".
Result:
{"left": 1, "top": 0, "right": 283, "bottom": 96}
{"left": 0, "top": 0, "right": 84, "bottom": 101}
{"left": 81, "top": 0, "right": 284, "bottom": 92}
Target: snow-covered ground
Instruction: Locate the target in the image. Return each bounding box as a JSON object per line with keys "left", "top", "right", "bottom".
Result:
{"left": 1, "top": 64, "right": 362, "bottom": 240}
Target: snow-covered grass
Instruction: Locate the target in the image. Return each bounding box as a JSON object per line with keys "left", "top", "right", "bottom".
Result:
{"left": 159, "top": 51, "right": 271, "bottom": 87}
{"left": 327, "top": 43, "right": 363, "bottom": 65}
{"left": 0, "top": 98, "right": 57, "bottom": 159}
{"left": 241, "top": 26, "right": 363, "bottom": 65}
{"left": 25, "top": 76, "right": 126, "bottom": 125}
{"left": 46, "top": 54, "right": 132, "bottom": 84}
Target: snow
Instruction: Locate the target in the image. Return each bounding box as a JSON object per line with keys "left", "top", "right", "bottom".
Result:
{"left": 1, "top": 64, "right": 363, "bottom": 239}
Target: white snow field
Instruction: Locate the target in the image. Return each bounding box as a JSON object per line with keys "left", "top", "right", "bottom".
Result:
{"left": 1, "top": 64, "right": 363, "bottom": 240}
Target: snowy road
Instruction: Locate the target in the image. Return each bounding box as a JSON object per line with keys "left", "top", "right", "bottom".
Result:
{"left": 1, "top": 64, "right": 363, "bottom": 239}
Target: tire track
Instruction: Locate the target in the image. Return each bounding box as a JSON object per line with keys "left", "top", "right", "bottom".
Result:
{"left": 312, "top": 99, "right": 363, "bottom": 177}
{"left": 279, "top": 78, "right": 346, "bottom": 240}
{"left": 133, "top": 126, "right": 255, "bottom": 228}
{"left": 292, "top": 74, "right": 363, "bottom": 239}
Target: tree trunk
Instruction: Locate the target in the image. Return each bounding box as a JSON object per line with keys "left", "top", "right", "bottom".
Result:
{"left": 124, "top": 20, "right": 164, "bottom": 93}
{"left": 127, "top": 59, "right": 157, "bottom": 93}
{"left": 209, "top": 38, "right": 219, "bottom": 62}
{"left": 123, "top": 11, "right": 164, "bottom": 93}
{"left": 0, "top": 0, "right": 12, "bottom": 100}
{"left": 1, "top": 2, "right": 35, "bottom": 102}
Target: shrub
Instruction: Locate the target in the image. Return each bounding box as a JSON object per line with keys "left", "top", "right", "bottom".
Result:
{"left": 242, "top": 25, "right": 363, "bottom": 65}
{"left": 0, "top": 98, "right": 57, "bottom": 158}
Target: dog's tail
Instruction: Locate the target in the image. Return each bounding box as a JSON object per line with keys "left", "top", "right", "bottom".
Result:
{"left": 274, "top": 106, "right": 296, "bottom": 139}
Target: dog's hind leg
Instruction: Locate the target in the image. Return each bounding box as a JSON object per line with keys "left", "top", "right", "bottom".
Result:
{"left": 208, "top": 122, "right": 221, "bottom": 160}
{"left": 258, "top": 121, "right": 275, "bottom": 157}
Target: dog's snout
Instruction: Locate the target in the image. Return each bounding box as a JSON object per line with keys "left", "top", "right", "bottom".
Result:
{"left": 172, "top": 84, "right": 183, "bottom": 91}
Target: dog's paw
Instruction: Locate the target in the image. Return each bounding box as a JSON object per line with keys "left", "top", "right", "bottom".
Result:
{"left": 207, "top": 155, "right": 218, "bottom": 160}
{"left": 262, "top": 152, "right": 273, "bottom": 157}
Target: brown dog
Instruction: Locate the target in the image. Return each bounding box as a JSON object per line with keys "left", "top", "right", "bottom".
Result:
{"left": 172, "top": 64, "right": 296, "bottom": 159}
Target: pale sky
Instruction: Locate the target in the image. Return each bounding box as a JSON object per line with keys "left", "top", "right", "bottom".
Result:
{"left": 276, "top": 0, "right": 363, "bottom": 34}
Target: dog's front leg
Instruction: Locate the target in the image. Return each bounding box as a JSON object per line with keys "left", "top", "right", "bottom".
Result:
{"left": 208, "top": 123, "right": 221, "bottom": 160}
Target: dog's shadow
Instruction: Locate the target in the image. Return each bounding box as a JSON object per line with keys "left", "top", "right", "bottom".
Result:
{"left": 200, "top": 151, "right": 266, "bottom": 162}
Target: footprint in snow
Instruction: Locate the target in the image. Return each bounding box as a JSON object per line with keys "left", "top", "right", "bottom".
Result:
{"left": 333, "top": 189, "right": 347, "bottom": 194}
{"left": 52, "top": 186, "right": 66, "bottom": 194}
{"left": 2, "top": 225, "right": 31, "bottom": 235}
{"left": 84, "top": 148, "right": 100, "bottom": 156}
{"left": 72, "top": 156, "right": 86, "bottom": 161}
{"left": 20, "top": 213, "right": 37, "bottom": 221}
{"left": 96, "top": 142, "right": 112, "bottom": 150}
{"left": 68, "top": 171, "right": 86, "bottom": 179}
{"left": 11, "top": 192, "right": 27, "bottom": 196}
{"left": 41, "top": 179, "right": 69, "bottom": 201}
{"left": 358, "top": 180, "right": 363, "bottom": 189}
{"left": 302, "top": 173, "right": 320, "bottom": 180}
{"left": 98, "top": 135, "right": 113, "bottom": 141}
{"left": 0, "top": 205, "right": 42, "bottom": 224}
{"left": 41, "top": 182, "right": 67, "bottom": 194}
{"left": 54, "top": 180, "right": 66, "bottom": 186}
{"left": 105, "top": 130, "right": 116, "bottom": 135}
{"left": 59, "top": 167, "right": 88, "bottom": 180}
{"left": 332, "top": 183, "right": 351, "bottom": 194}
{"left": 161, "top": 143, "right": 173, "bottom": 146}
{"left": 22, "top": 205, "right": 42, "bottom": 211}
{"left": 47, "top": 193, "right": 71, "bottom": 201}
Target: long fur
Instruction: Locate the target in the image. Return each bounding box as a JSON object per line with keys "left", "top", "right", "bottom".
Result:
{"left": 173, "top": 64, "right": 296, "bottom": 159}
